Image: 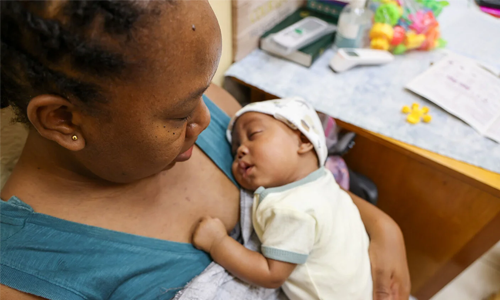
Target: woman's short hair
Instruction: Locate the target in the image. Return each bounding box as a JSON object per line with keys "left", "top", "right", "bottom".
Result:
{"left": 1, "top": 1, "right": 168, "bottom": 122}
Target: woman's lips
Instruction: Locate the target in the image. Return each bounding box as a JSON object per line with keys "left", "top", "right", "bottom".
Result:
{"left": 175, "top": 145, "right": 194, "bottom": 162}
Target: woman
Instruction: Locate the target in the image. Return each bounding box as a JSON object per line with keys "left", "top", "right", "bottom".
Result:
{"left": 0, "top": 1, "right": 410, "bottom": 299}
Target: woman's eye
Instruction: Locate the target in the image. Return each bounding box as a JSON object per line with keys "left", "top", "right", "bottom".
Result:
{"left": 175, "top": 115, "right": 190, "bottom": 122}
{"left": 173, "top": 108, "right": 195, "bottom": 123}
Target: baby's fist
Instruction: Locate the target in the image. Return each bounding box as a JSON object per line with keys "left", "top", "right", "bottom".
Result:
{"left": 193, "top": 216, "right": 228, "bottom": 253}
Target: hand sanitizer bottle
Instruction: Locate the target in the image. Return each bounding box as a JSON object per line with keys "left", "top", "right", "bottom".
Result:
{"left": 334, "top": 0, "right": 373, "bottom": 49}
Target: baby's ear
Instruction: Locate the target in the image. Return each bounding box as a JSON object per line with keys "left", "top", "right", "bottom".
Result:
{"left": 297, "top": 132, "right": 314, "bottom": 154}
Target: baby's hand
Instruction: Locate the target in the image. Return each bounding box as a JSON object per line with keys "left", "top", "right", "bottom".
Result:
{"left": 193, "top": 216, "right": 228, "bottom": 254}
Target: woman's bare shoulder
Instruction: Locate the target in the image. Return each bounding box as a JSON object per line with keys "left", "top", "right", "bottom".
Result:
{"left": 0, "top": 285, "right": 47, "bottom": 300}
{"left": 205, "top": 83, "right": 241, "bottom": 117}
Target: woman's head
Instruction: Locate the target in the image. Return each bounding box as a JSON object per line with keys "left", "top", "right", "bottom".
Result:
{"left": 1, "top": 0, "right": 221, "bottom": 183}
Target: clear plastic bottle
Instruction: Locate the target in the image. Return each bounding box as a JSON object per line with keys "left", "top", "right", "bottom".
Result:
{"left": 334, "top": 0, "right": 374, "bottom": 49}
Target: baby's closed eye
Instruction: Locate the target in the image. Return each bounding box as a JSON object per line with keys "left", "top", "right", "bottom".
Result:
{"left": 248, "top": 130, "right": 263, "bottom": 139}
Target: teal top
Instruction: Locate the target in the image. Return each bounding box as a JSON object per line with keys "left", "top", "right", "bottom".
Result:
{"left": 0, "top": 95, "right": 237, "bottom": 300}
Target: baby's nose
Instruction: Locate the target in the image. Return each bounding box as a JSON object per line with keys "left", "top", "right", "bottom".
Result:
{"left": 237, "top": 145, "right": 249, "bottom": 159}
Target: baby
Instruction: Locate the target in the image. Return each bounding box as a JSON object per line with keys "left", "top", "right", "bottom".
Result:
{"left": 193, "top": 98, "right": 372, "bottom": 300}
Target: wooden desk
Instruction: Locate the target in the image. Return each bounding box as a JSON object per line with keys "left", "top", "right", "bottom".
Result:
{"left": 235, "top": 79, "right": 500, "bottom": 300}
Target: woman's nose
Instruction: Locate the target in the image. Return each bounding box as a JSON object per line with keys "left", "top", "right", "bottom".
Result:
{"left": 185, "top": 98, "right": 211, "bottom": 139}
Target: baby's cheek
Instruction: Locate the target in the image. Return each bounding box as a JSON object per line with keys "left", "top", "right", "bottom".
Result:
{"left": 231, "top": 163, "right": 246, "bottom": 188}
{"left": 231, "top": 161, "right": 238, "bottom": 176}
{"left": 259, "top": 150, "right": 283, "bottom": 170}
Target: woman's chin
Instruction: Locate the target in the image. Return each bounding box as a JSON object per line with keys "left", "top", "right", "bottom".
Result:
{"left": 161, "top": 162, "right": 177, "bottom": 172}
{"left": 175, "top": 145, "right": 194, "bottom": 162}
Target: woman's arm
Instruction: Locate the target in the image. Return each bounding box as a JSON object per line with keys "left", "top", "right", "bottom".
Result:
{"left": 192, "top": 216, "right": 296, "bottom": 289}
{"left": 348, "top": 190, "right": 411, "bottom": 300}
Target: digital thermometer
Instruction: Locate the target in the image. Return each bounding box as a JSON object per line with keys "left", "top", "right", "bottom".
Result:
{"left": 329, "top": 48, "right": 394, "bottom": 73}
{"left": 271, "top": 17, "right": 336, "bottom": 55}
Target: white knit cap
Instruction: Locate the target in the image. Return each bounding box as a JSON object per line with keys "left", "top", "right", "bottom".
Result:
{"left": 227, "top": 97, "right": 327, "bottom": 167}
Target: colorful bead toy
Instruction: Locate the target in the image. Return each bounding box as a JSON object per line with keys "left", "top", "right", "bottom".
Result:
{"left": 369, "top": 0, "right": 448, "bottom": 55}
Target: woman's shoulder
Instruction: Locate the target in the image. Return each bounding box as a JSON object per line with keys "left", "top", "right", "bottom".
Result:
{"left": 204, "top": 83, "right": 241, "bottom": 117}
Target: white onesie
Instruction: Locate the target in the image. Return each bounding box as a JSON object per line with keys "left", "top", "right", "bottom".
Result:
{"left": 253, "top": 167, "right": 372, "bottom": 300}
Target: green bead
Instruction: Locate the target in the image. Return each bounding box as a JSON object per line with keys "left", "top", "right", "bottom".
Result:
{"left": 437, "top": 38, "right": 447, "bottom": 48}
{"left": 393, "top": 44, "right": 407, "bottom": 55}
{"left": 374, "top": 4, "right": 402, "bottom": 26}
{"left": 417, "top": 0, "right": 449, "bottom": 17}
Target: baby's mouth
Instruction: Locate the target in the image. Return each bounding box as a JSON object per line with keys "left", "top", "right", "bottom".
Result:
{"left": 238, "top": 161, "right": 255, "bottom": 178}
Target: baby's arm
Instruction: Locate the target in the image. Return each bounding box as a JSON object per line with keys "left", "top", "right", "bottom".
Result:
{"left": 192, "top": 216, "right": 296, "bottom": 289}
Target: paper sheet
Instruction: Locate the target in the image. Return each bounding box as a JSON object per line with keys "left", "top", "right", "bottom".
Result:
{"left": 485, "top": 116, "right": 500, "bottom": 144}
{"left": 406, "top": 53, "right": 500, "bottom": 143}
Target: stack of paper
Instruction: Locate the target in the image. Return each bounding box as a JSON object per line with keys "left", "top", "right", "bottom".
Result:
{"left": 406, "top": 53, "right": 500, "bottom": 143}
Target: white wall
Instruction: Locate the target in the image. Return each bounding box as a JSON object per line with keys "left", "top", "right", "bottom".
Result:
{"left": 208, "top": 0, "right": 233, "bottom": 86}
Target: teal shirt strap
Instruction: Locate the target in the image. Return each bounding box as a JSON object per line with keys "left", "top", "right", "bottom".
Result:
{"left": 196, "top": 95, "right": 239, "bottom": 187}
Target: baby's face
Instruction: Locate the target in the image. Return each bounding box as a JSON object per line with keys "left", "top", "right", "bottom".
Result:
{"left": 231, "top": 112, "right": 303, "bottom": 191}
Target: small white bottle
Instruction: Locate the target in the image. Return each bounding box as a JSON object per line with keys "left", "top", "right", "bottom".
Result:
{"left": 334, "top": 0, "right": 373, "bottom": 49}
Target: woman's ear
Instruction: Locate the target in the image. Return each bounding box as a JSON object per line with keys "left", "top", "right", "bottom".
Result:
{"left": 297, "top": 132, "right": 314, "bottom": 154}
{"left": 27, "top": 95, "right": 86, "bottom": 151}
